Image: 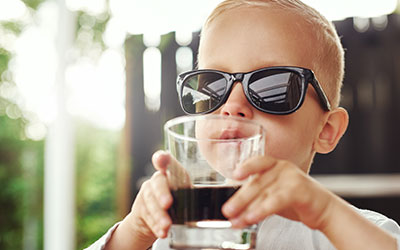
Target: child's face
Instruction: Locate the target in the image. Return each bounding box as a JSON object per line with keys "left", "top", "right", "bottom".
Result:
{"left": 198, "top": 7, "right": 327, "bottom": 173}
{"left": 195, "top": 115, "right": 265, "bottom": 179}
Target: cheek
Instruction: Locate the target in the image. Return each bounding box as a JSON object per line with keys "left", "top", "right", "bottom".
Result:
{"left": 261, "top": 119, "right": 315, "bottom": 166}
{"left": 265, "top": 129, "right": 299, "bottom": 159}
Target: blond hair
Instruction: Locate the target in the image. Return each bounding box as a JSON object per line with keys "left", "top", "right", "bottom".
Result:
{"left": 200, "top": 0, "right": 345, "bottom": 108}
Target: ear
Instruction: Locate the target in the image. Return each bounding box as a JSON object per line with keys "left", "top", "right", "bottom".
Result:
{"left": 314, "top": 107, "right": 349, "bottom": 154}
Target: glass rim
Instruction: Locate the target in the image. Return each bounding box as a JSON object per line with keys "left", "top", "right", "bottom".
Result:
{"left": 164, "top": 114, "right": 266, "bottom": 143}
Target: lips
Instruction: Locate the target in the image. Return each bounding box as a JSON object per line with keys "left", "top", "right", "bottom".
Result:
{"left": 218, "top": 129, "right": 244, "bottom": 140}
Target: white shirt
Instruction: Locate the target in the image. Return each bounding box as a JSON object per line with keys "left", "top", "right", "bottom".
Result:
{"left": 85, "top": 207, "right": 400, "bottom": 250}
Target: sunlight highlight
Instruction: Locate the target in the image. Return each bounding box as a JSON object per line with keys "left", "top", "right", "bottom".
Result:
{"left": 143, "top": 47, "right": 162, "bottom": 112}
{"left": 66, "top": 48, "right": 126, "bottom": 130}
{"left": 0, "top": 0, "right": 27, "bottom": 21}
{"left": 66, "top": 0, "right": 107, "bottom": 15}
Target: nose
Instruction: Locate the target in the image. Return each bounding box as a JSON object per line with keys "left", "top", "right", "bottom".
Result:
{"left": 219, "top": 83, "right": 253, "bottom": 118}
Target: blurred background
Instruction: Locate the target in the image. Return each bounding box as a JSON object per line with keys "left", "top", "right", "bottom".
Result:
{"left": 0, "top": 0, "right": 400, "bottom": 249}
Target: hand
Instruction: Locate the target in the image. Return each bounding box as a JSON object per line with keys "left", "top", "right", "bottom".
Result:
{"left": 128, "top": 150, "right": 191, "bottom": 240}
{"left": 221, "top": 155, "right": 334, "bottom": 231}
{"left": 221, "top": 155, "right": 399, "bottom": 250}
{"left": 105, "top": 151, "right": 191, "bottom": 250}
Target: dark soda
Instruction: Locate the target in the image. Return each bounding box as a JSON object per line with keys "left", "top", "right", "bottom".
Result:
{"left": 168, "top": 186, "right": 239, "bottom": 225}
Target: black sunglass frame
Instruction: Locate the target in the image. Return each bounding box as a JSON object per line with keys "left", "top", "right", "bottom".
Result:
{"left": 176, "top": 66, "right": 331, "bottom": 115}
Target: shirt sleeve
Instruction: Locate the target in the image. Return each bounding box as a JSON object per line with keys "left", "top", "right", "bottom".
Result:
{"left": 356, "top": 208, "right": 400, "bottom": 250}
{"left": 380, "top": 218, "right": 400, "bottom": 250}
{"left": 83, "top": 222, "right": 121, "bottom": 250}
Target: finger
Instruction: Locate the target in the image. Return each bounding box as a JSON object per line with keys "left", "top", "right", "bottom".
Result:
{"left": 141, "top": 201, "right": 170, "bottom": 238}
{"left": 150, "top": 172, "right": 173, "bottom": 209}
{"left": 139, "top": 195, "right": 157, "bottom": 236}
{"left": 141, "top": 180, "right": 172, "bottom": 238}
{"left": 152, "top": 150, "right": 170, "bottom": 172}
{"left": 228, "top": 186, "right": 281, "bottom": 228}
{"left": 235, "top": 187, "right": 276, "bottom": 226}
{"left": 228, "top": 191, "right": 269, "bottom": 228}
{"left": 152, "top": 150, "right": 192, "bottom": 188}
{"left": 234, "top": 155, "right": 278, "bottom": 180}
{"left": 222, "top": 163, "right": 280, "bottom": 218}
{"left": 244, "top": 189, "right": 291, "bottom": 225}
{"left": 166, "top": 156, "right": 191, "bottom": 188}
{"left": 152, "top": 150, "right": 186, "bottom": 175}
{"left": 138, "top": 183, "right": 158, "bottom": 236}
{"left": 230, "top": 215, "right": 253, "bottom": 229}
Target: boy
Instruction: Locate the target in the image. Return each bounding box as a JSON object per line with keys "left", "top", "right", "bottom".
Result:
{"left": 87, "top": 0, "right": 400, "bottom": 249}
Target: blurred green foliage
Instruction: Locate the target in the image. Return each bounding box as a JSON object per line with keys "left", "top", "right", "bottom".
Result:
{"left": 0, "top": 1, "right": 119, "bottom": 249}
{"left": 23, "top": 0, "right": 44, "bottom": 10}
{"left": 0, "top": 6, "right": 45, "bottom": 248}
{"left": 0, "top": 115, "right": 45, "bottom": 250}
{"left": 75, "top": 11, "right": 110, "bottom": 57}
{"left": 0, "top": 1, "right": 45, "bottom": 248}
{"left": 75, "top": 121, "right": 118, "bottom": 249}
{"left": 1, "top": 22, "right": 23, "bottom": 34}
{"left": 0, "top": 49, "right": 11, "bottom": 74}
{"left": 75, "top": 8, "right": 119, "bottom": 250}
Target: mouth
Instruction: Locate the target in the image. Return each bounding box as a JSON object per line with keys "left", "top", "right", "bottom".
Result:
{"left": 218, "top": 129, "right": 244, "bottom": 140}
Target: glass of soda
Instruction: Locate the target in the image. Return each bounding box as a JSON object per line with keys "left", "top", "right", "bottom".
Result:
{"left": 164, "top": 114, "right": 265, "bottom": 250}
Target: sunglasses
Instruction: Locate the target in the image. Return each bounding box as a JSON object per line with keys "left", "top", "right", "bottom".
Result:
{"left": 176, "top": 66, "right": 331, "bottom": 115}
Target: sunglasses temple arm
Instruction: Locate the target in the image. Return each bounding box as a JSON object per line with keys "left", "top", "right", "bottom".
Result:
{"left": 176, "top": 77, "right": 182, "bottom": 97}
{"left": 312, "top": 78, "right": 331, "bottom": 111}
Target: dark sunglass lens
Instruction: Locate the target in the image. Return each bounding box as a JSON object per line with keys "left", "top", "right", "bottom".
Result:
{"left": 181, "top": 72, "right": 227, "bottom": 114}
{"left": 248, "top": 70, "right": 302, "bottom": 113}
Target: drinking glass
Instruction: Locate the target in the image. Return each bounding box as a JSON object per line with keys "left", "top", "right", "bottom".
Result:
{"left": 164, "top": 114, "right": 265, "bottom": 250}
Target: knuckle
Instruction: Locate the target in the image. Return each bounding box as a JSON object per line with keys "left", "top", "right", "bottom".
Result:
{"left": 141, "top": 179, "right": 150, "bottom": 188}
{"left": 154, "top": 211, "right": 167, "bottom": 223}
{"left": 261, "top": 197, "right": 274, "bottom": 211}
{"left": 141, "top": 180, "right": 151, "bottom": 191}
{"left": 152, "top": 170, "right": 163, "bottom": 179}
{"left": 289, "top": 174, "right": 302, "bottom": 189}
{"left": 142, "top": 206, "right": 154, "bottom": 225}
{"left": 249, "top": 175, "right": 265, "bottom": 190}
{"left": 144, "top": 211, "right": 157, "bottom": 231}
{"left": 141, "top": 184, "right": 154, "bottom": 202}
{"left": 272, "top": 191, "right": 285, "bottom": 203}
{"left": 138, "top": 181, "right": 150, "bottom": 198}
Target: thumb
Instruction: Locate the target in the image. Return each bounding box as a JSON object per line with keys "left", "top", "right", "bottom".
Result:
{"left": 152, "top": 150, "right": 192, "bottom": 189}
{"left": 152, "top": 150, "right": 170, "bottom": 173}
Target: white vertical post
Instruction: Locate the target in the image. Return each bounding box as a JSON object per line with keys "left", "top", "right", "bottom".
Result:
{"left": 44, "top": 0, "right": 75, "bottom": 249}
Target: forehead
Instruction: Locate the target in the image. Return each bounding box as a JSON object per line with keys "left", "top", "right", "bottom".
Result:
{"left": 199, "top": 6, "right": 317, "bottom": 73}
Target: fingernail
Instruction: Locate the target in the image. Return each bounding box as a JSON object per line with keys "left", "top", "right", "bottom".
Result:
{"left": 245, "top": 212, "right": 258, "bottom": 223}
{"left": 233, "top": 168, "right": 244, "bottom": 179}
{"left": 158, "top": 229, "right": 165, "bottom": 238}
{"left": 160, "top": 217, "right": 170, "bottom": 227}
{"left": 153, "top": 150, "right": 163, "bottom": 160}
{"left": 230, "top": 217, "right": 241, "bottom": 227}
{"left": 230, "top": 218, "right": 242, "bottom": 228}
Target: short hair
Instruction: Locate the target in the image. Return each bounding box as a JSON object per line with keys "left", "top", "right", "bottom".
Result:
{"left": 199, "top": 0, "right": 345, "bottom": 108}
